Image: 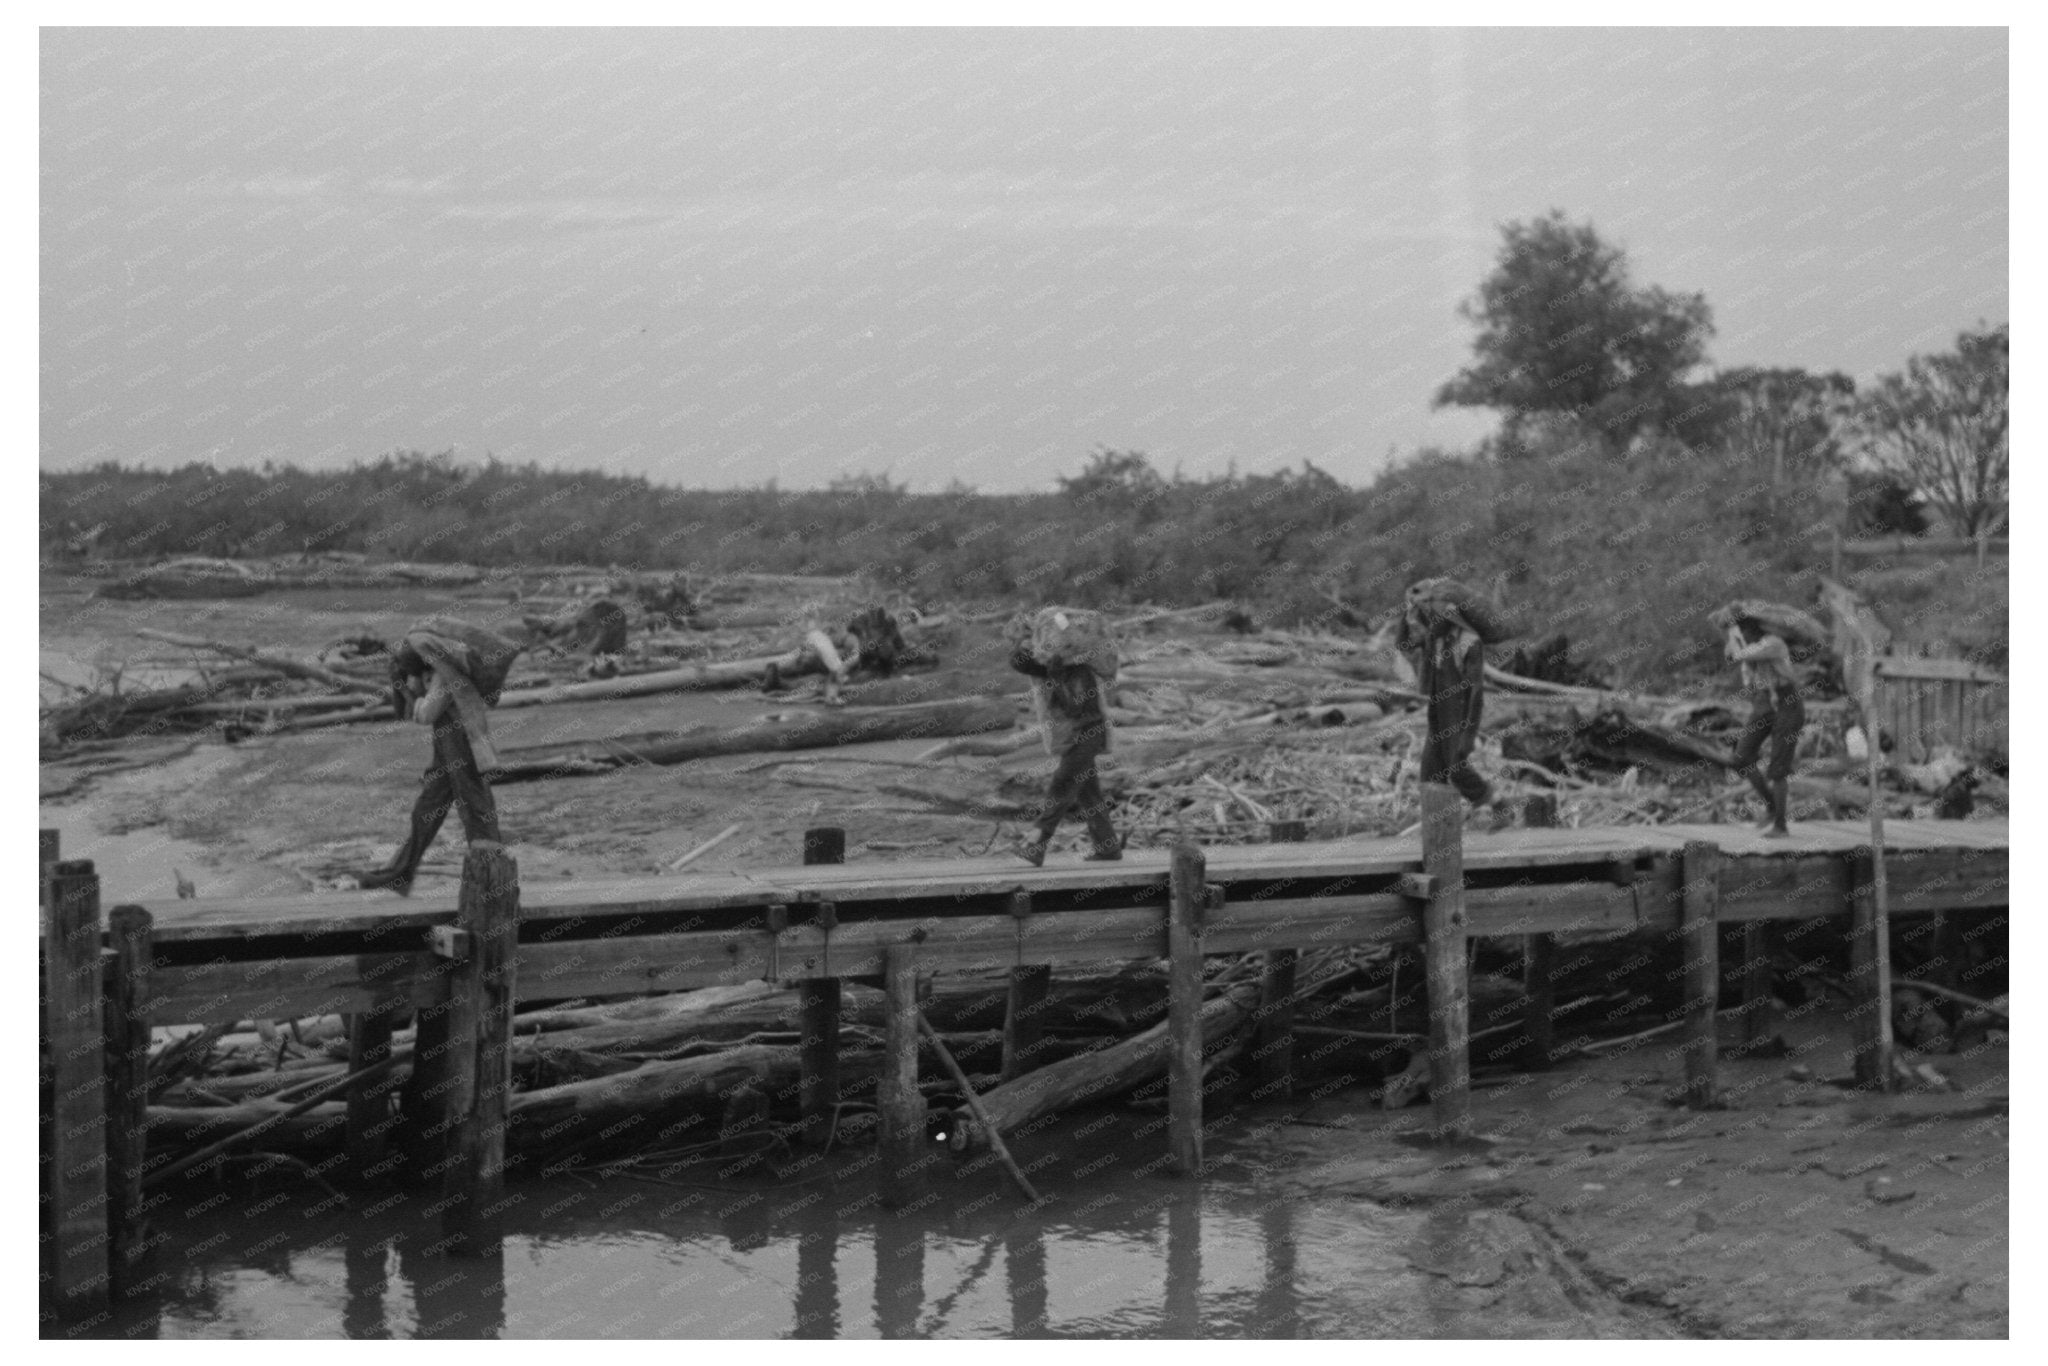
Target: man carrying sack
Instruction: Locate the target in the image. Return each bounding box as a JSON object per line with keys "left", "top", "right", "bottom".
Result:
{"left": 1397, "top": 577, "right": 1517, "bottom": 810}
{"left": 1007, "top": 607, "right": 1123, "bottom": 866}
{"left": 1711, "top": 602, "right": 1815, "bottom": 839}
{"left": 356, "top": 615, "right": 525, "bottom": 895}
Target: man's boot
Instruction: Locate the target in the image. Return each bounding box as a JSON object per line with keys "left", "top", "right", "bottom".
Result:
{"left": 1083, "top": 810, "right": 1124, "bottom": 861}
{"left": 1742, "top": 769, "right": 1775, "bottom": 831}
{"left": 1012, "top": 834, "right": 1048, "bottom": 867}
{"left": 1764, "top": 778, "right": 1791, "bottom": 838}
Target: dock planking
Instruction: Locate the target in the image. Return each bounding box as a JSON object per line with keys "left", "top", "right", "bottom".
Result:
{"left": 116, "top": 819, "right": 2007, "bottom": 1024}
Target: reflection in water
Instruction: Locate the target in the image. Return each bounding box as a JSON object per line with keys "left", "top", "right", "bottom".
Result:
{"left": 1006, "top": 1219, "right": 1048, "bottom": 1338}
{"left": 343, "top": 1237, "right": 391, "bottom": 1340}
{"left": 1164, "top": 1195, "right": 1201, "bottom": 1335}
{"left": 1257, "top": 1201, "right": 1299, "bottom": 1339}
{"left": 400, "top": 1232, "right": 505, "bottom": 1340}
{"left": 97, "top": 1111, "right": 1659, "bottom": 1339}
{"left": 792, "top": 1216, "right": 838, "bottom": 1339}
{"left": 873, "top": 1210, "right": 924, "bottom": 1340}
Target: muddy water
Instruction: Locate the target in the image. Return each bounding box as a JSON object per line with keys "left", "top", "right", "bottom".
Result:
{"left": 92, "top": 1113, "right": 1665, "bottom": 1340}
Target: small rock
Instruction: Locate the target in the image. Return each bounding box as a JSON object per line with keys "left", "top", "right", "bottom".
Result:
{"left": 1865, "top": 1177, "right": 1915, "bottom": 1205}
{"left": 1786, "top": 1064, "right": 1814, "bottom": 1082}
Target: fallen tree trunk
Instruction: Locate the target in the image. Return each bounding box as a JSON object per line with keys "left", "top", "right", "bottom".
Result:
{"left": 490, "top": 696, "right": 1015, "bottom": 781}
{"left": 951, "top": 980, "right": 1262, "bottom": 1152}
{"left": 135, "top": 629, "right": 387, "bottom": 695}
{"left": 493, "top": 650, "right": 809, "bottom": 708}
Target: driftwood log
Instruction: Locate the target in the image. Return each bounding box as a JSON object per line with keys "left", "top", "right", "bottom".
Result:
{"left": 490, "top": 697, "right": 1016, "bottom": 781}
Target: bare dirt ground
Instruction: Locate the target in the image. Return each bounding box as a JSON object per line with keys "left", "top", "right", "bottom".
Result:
{"left": 39, "top": 576, "right": 2008, "bottom": 1338}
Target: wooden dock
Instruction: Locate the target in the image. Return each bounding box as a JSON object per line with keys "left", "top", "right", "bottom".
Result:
{"left": 40, "top": 814, "right": 2008, "bottom": 1327}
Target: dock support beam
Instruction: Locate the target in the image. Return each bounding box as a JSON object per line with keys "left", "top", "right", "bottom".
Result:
{"left": 1002, "top": 964, "right": 1050, "bottom": 1083}
{"left": 1739, "top": 923, "right": 1777, "bottom": 1050}
{"left": 1848, "top": 846, "right": 1896, "bottom": 1091}
{"left": 347, "top": 1005, "right": 404, "bottom": 1179}
{"left": 43, "top": 859, "right": 109, "bottom": 1325}
{"left": 799, "top": 827, "right": 843, "bottom": 1147}
{"left": 443, "top": 842, "right": 518, "bottom": 1254}
{"left": 878, "top": 944, "right": 925, "bottom": 1209}
{"left": 1419, "top": 783, "right": 1470, "bottom": 1140}
{"left": 39, "top": 827, "right": 58, "bottom": 906}
{"left": 104, "top": 905, "right": 154, "bottom": 1300}
{"left": 1167, "top": 839, "right": 1207, "bottom": 1175}
{"left": 1253, "top": 821, "right": 1305, "bottom": 1100}
{"left": 1679, "top": 841, "right": 1722, "bottom": 1109}
{"left": 1520, "top": 795, "right": 1558, "bottom": 1071}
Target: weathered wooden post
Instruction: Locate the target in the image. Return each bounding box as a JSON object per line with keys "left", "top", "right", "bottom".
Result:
{"left": 1167, "top": 839, "right": 1207, "bottom": 1175}
{"left": 104, "top": 904, "right": 154, "bottom": 1298}
{"left": 1739, "top": 922, "right": 1777, "bottom": 1049}
{"left": 1679, "top": 841, "right": 1723, "bottom": 1109}
{"left": 878, "top": 943, "right": 925, "bottom": 1209}
{"left": 1847, "top": 846, "right": 1895, "bottom": 1091}
{"left": 347, "top": 1005, "right": 404, "bottom": 1178}
{"left": 43, "top": 859, "right": 109, "bottom": 1322}
{"left": 799, "top": 827, "right": 843, "bottom": 1148}
{"left": 444, "top": 842, "right": 518, "bottom": 1253}
{"left": 1253, "top": 820, "right": 1306, "bottom": 1099}
{"left": 39, "top": 828, "right": 59, "bottom": 906}
{"left": 1002, "top": 893, "right": 1050, "bottom": 1083}
{"left": 1419, "top": 783, "right": 1471, "bottom": 1140}
{"left": 1520, "top": 795, "right": 1558, "bottom": 1071}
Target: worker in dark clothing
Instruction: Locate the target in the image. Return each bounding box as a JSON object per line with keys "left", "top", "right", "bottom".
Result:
{"left": 1009, "top": 646, "right": 1122, "bottom": 866}
{"left": 1722, "top": 613, "right": 1804, "bottom": 838}
{"left": 1397, "top": 581, "right": 1495, "bottom": 808}
{"left": 356, "top": 617, "right": 523, "bottom": 895}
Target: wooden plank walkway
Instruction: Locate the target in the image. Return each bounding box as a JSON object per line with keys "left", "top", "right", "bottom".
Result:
{"left": 142, "top": 817, "right": 2008, "bottom": 943}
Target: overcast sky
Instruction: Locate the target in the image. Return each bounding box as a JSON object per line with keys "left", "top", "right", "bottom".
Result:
{"left": 39, "top": 26, "right": 2007, "bottom": 493}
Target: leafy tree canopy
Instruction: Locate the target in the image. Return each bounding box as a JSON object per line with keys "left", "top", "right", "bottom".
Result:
{"left": 1437, "top": 211, "right": 1715, "bottom": 450}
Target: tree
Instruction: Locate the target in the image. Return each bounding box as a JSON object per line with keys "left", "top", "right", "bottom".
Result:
{"left": 1847, "top": 323, "right": 2008, "bottom": 537}
{"left": 1437, "top": 211, "right": 1715, "bottom": 449}
{"left": 1708, "top": 367, "right": 1857, "bottom": 484}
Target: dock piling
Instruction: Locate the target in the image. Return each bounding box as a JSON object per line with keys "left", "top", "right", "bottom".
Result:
{"left": 1521, "top": 796, "right": 1558, "bottom": 1071}
{"left": 1253, "top": 821, "right": 1304, "bottom": 1099}
{"left": 1679, "top": 841, "right": 1723, "bottom": 1109}
{"left": 347, "top": 1005, "right": 403, "bottom": 1177}
{"left": 799, "top": 827, "right": 843, "bottom": 1147}
{"left": 1419, "top": 783, "right": 1471, "bottom": 1140}
{"left": 878, "top": 943, "right": 925, "bottom": 1208}
{"left": 1848, "top": 846, "right": 1896, "bottom": 1091}
{"left": 104, "top": 904, "right": 154, "bottom": 1298}
{"left": 1167, "top": 839, "right": 1206, "bottom": 1175}
{"left": 445, "top": 842, "right": 518, "bottom": 1253}
{"left": 42, "top": 859, "right": 109, "bottom": 1323}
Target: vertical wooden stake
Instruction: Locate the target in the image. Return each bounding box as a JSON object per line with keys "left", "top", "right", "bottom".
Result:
{"left": 1848, "top": 846, "right": 1895, "bottom": 1091}
{"left": 1419, "top": 783, "right": 1470, "bottom": 1140}
{"left": 1164, "top": 1194, "right": 1202, "bottom": 1334}
{"left": 799, "top": 977, "right": 841, "bottom": 1147}
{"left": 1001, "top": 964, "right": 1051, "bottom": 1083}
{"left": 1167, "top": 839, "right": 1207, "bottom": 1175}
{"left": 347, "top": 1005, "right": 403, "bottom": 1178}
{"left": 1253, "top": 819, "right": 1304, "bottom": 1099}
{"left": 446, "top": 842, "right": 518, "bottom": 1253}
{"left": 1679, "top": 841, "right": 1723, "bottom": 1109}
{"left": 1740, "top": 922, "right": 1776, "bottom": 1047}
{"left": 400, "top": 993, "right": 453, "bottom": 1179}
{"left": 800, "top": 827, "right": 843, "bottom": 1147}
{"left": 39, "top": 828, "right": 59, "bottom": 907}
{"left": 1520, "top": 794, "right": 1558, "bottom": 1071}
{"left": 104, "top": 904, "right": 153, "bottom": 1299}
{"left": 43, "top": 859, "right": 109, "bottom": 1323}
{"left": 878, "top": 944, "right": 925, "bottom": 1209}
{"left": 1253, "top": 950, "right": 1298, "bottom": 1100}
